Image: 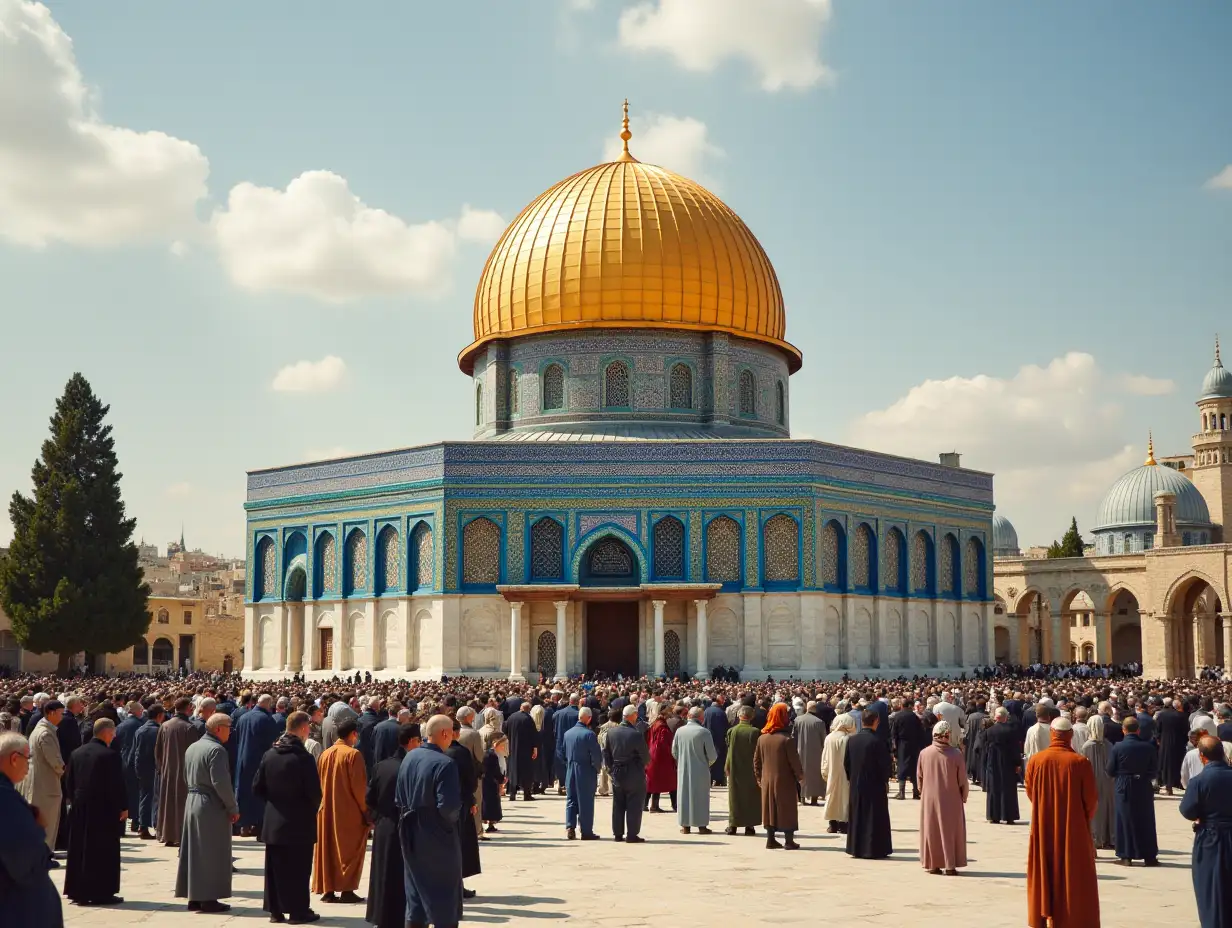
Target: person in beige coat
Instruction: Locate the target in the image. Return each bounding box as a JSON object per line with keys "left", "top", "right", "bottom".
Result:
{"left": 456, "top": 706, "right": 486, "bottom": 838}
{"left": 19, "top": 700, "right": 66, "bottom": 851}
{"left": 819, "top": 712, "right": 856, "bottom": 834}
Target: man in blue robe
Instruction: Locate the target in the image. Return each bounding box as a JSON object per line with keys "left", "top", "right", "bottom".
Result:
{"left": 1106, "top": 716, "right": 1159, "bottom": 866}
{"left": 234, "top": 695, "right": 280, "bottom": 837}
{"left": 0, "top": 732, "right": 62, "bottom": 928}
{"left": 1179, "top": 736, "right": 1232, "bottom": 928}
{"left": 131, "top": 704, "right": 164, "bottom": 839}
{"left": 703, "top": 695, "right": 729, "bottom": 786}
{"left": 552, "top": 695, "right": 579, "bottom": 795}
{"left": 397, "top": 714, "right": 463, "bottom": 928}
{"left": 114, "top": 701, "right": 144, "bottom": 835}
{"left": 563, "top": 707, "right": 603, "bottom": 841}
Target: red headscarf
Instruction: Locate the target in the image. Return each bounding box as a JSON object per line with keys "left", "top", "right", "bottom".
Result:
{"left": 762, "top": 703, "right": 789, "bottom": 734}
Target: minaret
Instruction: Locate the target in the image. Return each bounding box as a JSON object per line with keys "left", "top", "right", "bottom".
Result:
{"left": 1191, "top": 336, "right": 1232, "bottom": 540}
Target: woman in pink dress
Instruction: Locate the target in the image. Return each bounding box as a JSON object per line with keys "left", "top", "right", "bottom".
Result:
{"left": 917, "top": 720, "right": 969, "bottom": 875}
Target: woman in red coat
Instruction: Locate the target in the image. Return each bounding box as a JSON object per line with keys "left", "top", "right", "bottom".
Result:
{"left": 644, "top": 715, "right": 677, "bottom": 813}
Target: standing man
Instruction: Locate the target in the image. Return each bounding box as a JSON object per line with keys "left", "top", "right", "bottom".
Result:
{"left": 596, "top": 709, "right": 620, "bottom": 798}
{"left": 982, "top": 707, "right": 1021, "bottom": 825}
{"left": 0, "top": 732, "right": 62, "bottom": 927}
{"left": 19, "top": 699, "right": 64, "bottom": 853}
{"left": 445, "top": 718, "right": 482, "bottom": 899}
{"left": 175, "top": 714, "right": 238, "bottom": 914}
{"left": 155, "top": 697, "right": 200, "bottom": 847}
{"left": 367, "top": 723, "right": 419, "bottom": 928}
{"left": 724, "top": 705, "right": 762, "bottom": 837}
{"left": 792, "top": 702, "right": 826, "bottom": 806}
{"left": 553, "top": 694, "right": 580, "bottom": 796}
{"left": 844, "top": 708, "right": 893, "bottom": 859}
{"left": 602, "top": 705, "right": 649, "bottom": 843}
{"left": 131, "top": 704, "right": 164, "bottom": 840}
{"left": 1179, "top": 736, "right": 1232, "bottom": 928}
{"left": 370, "top": 701, "right": 404, "bottom": 769}
{"left": 113, "top": 701, "right": 143, "bottom": 835}
{"left": 63, "top": 718, "right": 127, "bottom": 907}
{"left": 889, "top": 697, "right": 927, "bottom": 801}
{"left": 1024, "top": 718, "right": 1099, "bottom": 928}
{"left": 252, "top": 710, "right": 321, "bottom": 925}
{"left": 313, "top": 717, "right": 368, "bottom": 906}
{"left": 563, "top": 706, "right": 603, "bottom": 841}
{"left": 355, "top": 695, "right": 384, "bottom": 776}
{"left": 397, "top": 715, "right": 464, "bottom": 928}
{"left": 1156, "top": 698, "right": 1190, "bottom": 796}
{"left": 672, "top": 706, "right": 718, "bottom": 836}
{"left": 455, "top": 707, "right": 486, "bottom": 840}
{"left": 703, "top": 693, "right": 729, "bottom": 787}
{"left": 54, "top": 695, "right": 84, "bottom": 852}
{"left": 234, "top": 694, "right": 280, "bottom": 837}
{"left": 503, "top": 701, "right": 538, "bottom": 802}
{"left": 1106, "top": 716, "right": 1160, "bottom": 867}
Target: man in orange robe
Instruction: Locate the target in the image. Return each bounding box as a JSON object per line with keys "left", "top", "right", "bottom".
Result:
{"left": 313, "top": 717, "right": 369, "bottom": 906}
{"left": 1025, "top": 717, "right": 1099, "bottom": 928}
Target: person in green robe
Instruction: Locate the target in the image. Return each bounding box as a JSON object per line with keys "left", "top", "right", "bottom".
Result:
{"left": 724, "top": 706, "right": 761, "bottom": 836}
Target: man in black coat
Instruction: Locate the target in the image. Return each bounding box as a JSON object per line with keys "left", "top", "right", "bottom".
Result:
{"left": 1154, "top": 699, "right": 1189, "bottom": 795}
{"left": 0, "top": 731, "right": 62, "bottom": 927}
{"left": 844, "top": 709, "right": 893, "bottom": 859}
{"left": 1217, "top": 705, "right": 1232, "bottom": 744}
{"left": 503, "top": 702, "right": 538, "bottom": 801}
{"left": 370, "top": 703, "right": 403, "bottom": 769}
{"left": 64, "top": 719, "right": 128, "bottom": 906}
{"left": 113, "top": 702, "right": 144, "bottom": 835}
{"left": 602, "top": 705, "right": 650, "bottom": 842}
{"left": 888, "top": 699, "right": 927, "bottom": 800}
{"left": 1106, "top": 717, "right": 1159, "bottom": 865}
{"left": 811, "top": 698, "right": 836, "bottom": 733}
{"left": 982, "top": 708, "right": 1021, "bottom": 824}
{"left": 354, "top": 697, "right": 385, "bottom": 777}
{"left": 366, "top": 723, "right": 419, "bottom": 928}
{"left": 252, "top": 711, "right": 322, "bottom": 924}
{"left": 703, "top": 695, "right": 729, "bottom": 787}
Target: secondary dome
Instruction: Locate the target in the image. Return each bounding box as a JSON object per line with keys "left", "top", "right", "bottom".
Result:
{"left": 458, "top": 104, "right": 800, "bottom": 375}
{"left": 1093, "top": 442, "right": 1211, "bottom": 532}
{"left": 992, "top": 514, "right": 1020, "bottom": 557}
{"left": 1200, "top": 338, "right": 1232, "bottom": 400}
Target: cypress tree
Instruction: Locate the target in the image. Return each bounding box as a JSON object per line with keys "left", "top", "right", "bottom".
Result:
{"left": 0, "top": 374, "right": 149, "bottom": 674}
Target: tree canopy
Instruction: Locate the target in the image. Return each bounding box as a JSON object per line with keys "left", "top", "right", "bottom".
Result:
{"left": 1046, "top": 517, "right": 1086, "bottom": 559}
{"left": 0, "top": 374, "right": 149, "bottom": 673}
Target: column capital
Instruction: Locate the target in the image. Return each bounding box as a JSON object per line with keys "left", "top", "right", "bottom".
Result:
{"left": 651, "top": 599, "right": 667, "bottom": 609}
{"left": 509, "top": 600, "right": 524, "bottom": 611}
{"left": 552, "top": 600, "right": 569, "bottom": 611}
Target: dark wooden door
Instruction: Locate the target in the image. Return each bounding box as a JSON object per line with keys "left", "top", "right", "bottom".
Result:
{"left": 320, "top": 628, "right": 334, "bottom": 670}
{"left": 585, "top": 601, "right": 640, "bottom": 677}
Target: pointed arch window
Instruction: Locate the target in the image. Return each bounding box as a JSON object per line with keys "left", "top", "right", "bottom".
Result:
{"left": 475, "top": 382, "right": 484, "bottom": 426}
{"left": 603, "top": 360, "right": 630, "bottom": 408}
{"left": 377, "top": 526, "right": 399, "bottom": 595}
{"left": 529, "top": 517, "right": 564, "bottom": 581}
{"left": 653, "top": 516, "right": 686, "bottom": 580}
{"left": 542, "top": 364, "right": 564, "bottom": 411}
{"left": 256, "top": 536, "right": 276, "bottom": 599}
{"left": 410, "top": 522, "right": 433, "bottom": 592}
{"left": 462, "top": 517, "right": 501, "bottom": 586}
{"left": 669, "top": 363, "right": 692, "bottom": 410}
{"left": 762, "top": 514, "right": 800, "bottom": 584}
{"left": 738, "top": 370, "right": 755, "bottom": 417}
{"left": 344, "top": 530, "right": 368, "bottom": 594}
{"left": 705, "top": 515, "right": 741, "bottom": 584}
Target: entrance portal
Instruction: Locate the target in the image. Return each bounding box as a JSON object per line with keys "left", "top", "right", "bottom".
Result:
{"left": 585, "top": 601, "right": 639, "bottom": 677}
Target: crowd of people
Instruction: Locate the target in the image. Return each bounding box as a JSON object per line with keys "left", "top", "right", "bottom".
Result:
{"left": 1, "top": 666, "right": 1231, "bottom": 928}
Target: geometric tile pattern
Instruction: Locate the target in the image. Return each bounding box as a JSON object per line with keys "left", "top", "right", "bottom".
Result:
{"left": 320, "top": 533, "right": 337, "bottom": 593}
{"left": 882, "top": 527, "right": 903, "bottom": 593}
{"left": 964, "top": 537, "right": 980, "bottom": 597}
{"left": 762, "top": 513, "right": 799, "bottom": 582}
{"left": 346, "top": 530, "right": 368, "bottom": 591}
{"left": 413, "top": 523, "right": 434, "bottom": 590}
{"left": 852, "top": 524, "right": 872, "bottom": 589}
{"left": 381, "top": 527, "right": 400, "bottom": 592}
{"left": 911, "top": 530, "right": 928, "bottom": 592}
{"left": 653, "top": 515, "right": 686, "bottom": 579}
{"left": 260, "top": 537, "right": 276, "bottom": 598}
{"left": 940, "top": 533, "right": 957, "bottom": 596}
{"left": 530, "top": 517, "right": 564, "bottom": 581}
{"left": 820, "top": 521, "right": 840, "bottom": 587}
{"left": 463, "top": 517, "right": 501, "bottom": 585}
{"left": 705, "top": 515, "right": 741, "bottom": 582}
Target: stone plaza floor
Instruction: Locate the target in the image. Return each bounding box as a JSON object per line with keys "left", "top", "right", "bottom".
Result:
{"left": 56, "top": 784, "right": 1199, "bottom": 927}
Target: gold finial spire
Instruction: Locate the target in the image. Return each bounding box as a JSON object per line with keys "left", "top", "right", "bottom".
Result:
{"left": 1145, "top": 430, "right": 1157, "bottom": 466}
{"left": 1217, "top": 334, "right": 1222, "bottom": 366}
{"left": 617, "top": 98, "right": 637, "bottom": 162}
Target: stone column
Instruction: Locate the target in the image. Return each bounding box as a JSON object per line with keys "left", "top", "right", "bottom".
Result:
{"left": 554, "top": 600, "right": 569, "bottom": 680}
{"left": 743, "top": 593, "right": 764, "bottom": 675}
{"left": 653, "top": 600, "right": 666, "bottom": 677}
{"left": 303, "top": 603, "right": 316, "bottom": 672}
{"left": 695, "top": 599, "right": 709, "bottom": 678}
{"left": 1094, "top": 611, "right": 1111, "bottom": 664}
{"left": 332, "top": 610, "right": 344, "bottom": 675}
{"left": 243, "top": 605, "right": 257, "bottom": 673}
{"left": 509, "top": 602, "right": 525, "bottom": 681}
{"left": 1194, "top": 614, "right": 1205, "bottom": 674}
{"left": 276, "top": 602, "right": 289, "bottom": 671}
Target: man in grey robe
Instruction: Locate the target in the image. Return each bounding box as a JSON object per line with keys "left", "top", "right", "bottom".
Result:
{"left": 671, "top": 707, "right": 718, "bottom": 835}
{"left": 175, "top": 714, "right": 239, "bottom": 914}
{"left": 321, "top": 698, "right": 357, "bottom": 750}
{"left": 155, "top": 697, "right": 200, "bottom": 847}
{"left": 792, "top": 701, "right": 826, "bottom": 805}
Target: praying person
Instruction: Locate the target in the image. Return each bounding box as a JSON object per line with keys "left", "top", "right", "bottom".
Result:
{"left": 844, "top": 708, "right": 893, "bottom": 859}
{"left": 313, "top": 717, "right": 368, "bottom": 905}
{"left": 63, "top": 718, "right": 127, "bottom": 907}
{"left": 1106, "top": 716, "right": 1159, "bottom": 867}
{"left": 820, "top": 712, "right": 855, "bottom": 834}
{"left": 1025, "top": 718, "right": 1099, "bottom": 928}
{"left": 155, "top": 697, "right": 200, "bottom": 847}
{"left": 175, "top": 713, "right": 238, "bottom": 914}
{"left": 446, "top": 718, "right": 481, "bottom": 898}
{"left": 1081, "top": 714, "right": 1116, "bottom": 851}
{"left": 602, "top": 705, "right": 649, "bottom": 843}
{"left": 673, "top": 705, "right": 717, "bottom": 835}
{"left": 982, "top": 707, "right": 1021, "bottom": 825}
{"left": 19, "top": 699, "right": 64, "bottom": 853}
{"left": 792, "top": 701, "right": 826, "bottom": 805}
{"left": 724, "top": 705, "right": 761, "bottom": 837}
{"left": 917, "top": 720, "right": 968, "bottom": 876}
{"left": 366, "top": 722, "right": 419, "bottom": 928}
{"left": 753, "top": 703, "right": 803, "bottom": 849}
{"left": 503, "top": 702, "right": 538, "bottom": 802}
{"left": 131, "top": 703, "right": 164, "bottom": 839}
{"left": 234, "top": 694, "right": 280, "bottom": 837}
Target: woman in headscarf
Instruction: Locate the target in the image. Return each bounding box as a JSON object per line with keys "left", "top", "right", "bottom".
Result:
{"left": 644, "top": 709, "right": 677, "bottom": 813}
{"left": 917, "top": 720, "right": 969, "bottom": 875}
{"left": 1080, "top": 714, "right": 1115, "bottom": 851}
{"left": 753, "top": 703, "right": 804, "bottom": 849}
{"left": 821, "top": 712, "right": 856, "bottom": 834}
{"left": 478, "top": 707, "right": 502, "bottom": 752}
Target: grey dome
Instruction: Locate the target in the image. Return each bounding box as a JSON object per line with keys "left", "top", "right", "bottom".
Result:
{"left": 1201, "top": 340, "right": 1232, "bottom": 400}
{"left": 992, "top": 514, "right": 1020, "bottom": 556}
{"left": 1093, "top": 462, "right": 1211, "bottom": 531}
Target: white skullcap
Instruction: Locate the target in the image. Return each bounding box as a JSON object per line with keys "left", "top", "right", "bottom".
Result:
{"left": 1050, "top": 718, "right": 1073, "bottom": 732}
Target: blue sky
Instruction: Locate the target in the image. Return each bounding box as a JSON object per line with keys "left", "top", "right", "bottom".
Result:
{"left": 1, "top": 0, "right": 1229, "bottom": 556}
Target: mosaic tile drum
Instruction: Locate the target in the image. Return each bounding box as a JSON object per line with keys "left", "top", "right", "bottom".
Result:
{"left": 243, "top": 107, "right": 996, "bottom": 681}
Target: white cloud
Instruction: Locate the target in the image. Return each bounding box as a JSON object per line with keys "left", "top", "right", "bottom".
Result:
{"left": 604, "top": 113, "right": 723, "bottom": 181}
{"left": 211, "top": 171, "right": 460, "bottom": 302}
{"left": 457, "top": 204, "right": 507, "bottom": 244}
{"left": 1120, "top": 373, "right": 1175, "bottom": 396}
{"left": 845, "top": 352, "right": 1163, "bottom": 548}
{"left": 304, "top": 446, "right": 354, "bottom": 461}
{"left": 164, "top": 482, "right": 193, "bottom": 499}
{"left": 1207, "top": 165, "right": 1232, "bottom": 190}
{"left": 272, "top": 355, "right": 347, "bottom": 393}
{"left": 618, "top": 0, "right": 833, "bottom": 91}
{"left": 0, "top": 0, "right": 209, "bottom": 247}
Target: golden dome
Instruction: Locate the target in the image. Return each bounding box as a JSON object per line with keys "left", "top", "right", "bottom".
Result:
{"left": 458, "top": 104, "right": 800, "bottom": 374}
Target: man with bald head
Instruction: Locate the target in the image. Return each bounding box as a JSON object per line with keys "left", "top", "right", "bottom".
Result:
{"left": 177, "top": 714, "right": 238, "bottom": 914}
{"left": 234, "top": 693, "right": 280, "bottom": 837}
{"left": 563, "top": 706, "right": 603, "bottom": 840}
{"left": 64, "top": 718, "right": 127, "bottom": 906}
{"left": 1180, "top": 735, "right": 1232, "bottom": 928}
{"left": 398, "top": 714, "right": 464, "bottom": 928}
